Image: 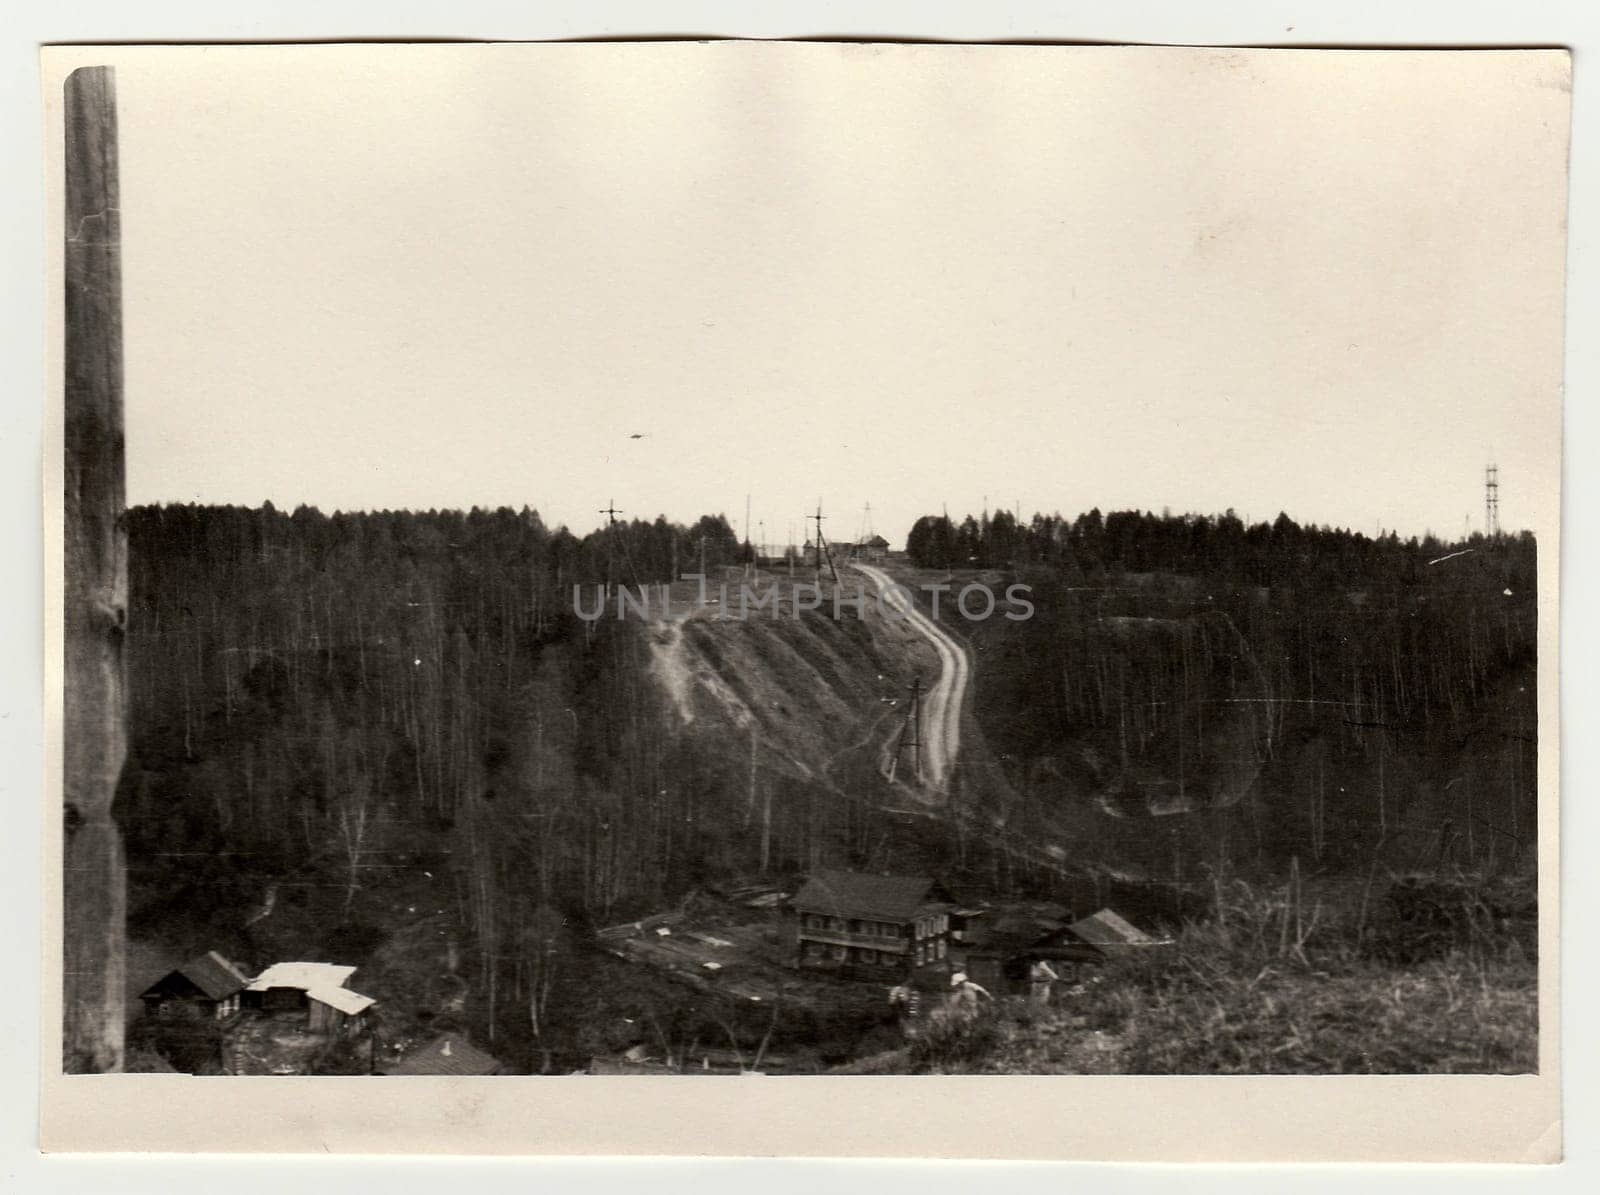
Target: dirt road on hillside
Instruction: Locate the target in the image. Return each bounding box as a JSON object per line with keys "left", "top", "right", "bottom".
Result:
{"left": 853, "top": 563, "right": 970, "bottom": 789}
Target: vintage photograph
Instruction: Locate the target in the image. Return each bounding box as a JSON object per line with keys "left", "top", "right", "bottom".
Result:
{"left": 57, "top": 43, "right": 1564, "bottom": 1091}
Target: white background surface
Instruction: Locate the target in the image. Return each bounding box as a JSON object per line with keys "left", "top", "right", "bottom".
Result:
{"left": 4, "top": 2, "right": 1597, "bottom": 1190}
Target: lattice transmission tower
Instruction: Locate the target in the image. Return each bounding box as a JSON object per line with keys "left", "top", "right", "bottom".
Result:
{"left": 1485, "top": 464, "right": 1500, "bottom": 538}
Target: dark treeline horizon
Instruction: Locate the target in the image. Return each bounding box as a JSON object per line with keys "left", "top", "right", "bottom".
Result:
{"left": 128, "top": 497, "right": 1517, "bottom": 563}
{"left": 905, "top": 505, "right": 1530, "bottom": 576}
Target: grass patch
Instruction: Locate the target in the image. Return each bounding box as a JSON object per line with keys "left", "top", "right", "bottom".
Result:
{"left": 916, "top": 870, "right": 1538, "bottom": 1075}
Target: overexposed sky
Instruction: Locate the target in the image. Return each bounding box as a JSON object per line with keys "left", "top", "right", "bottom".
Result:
{"left": 104, "top": 43, "right": 1569, "bottom": 544}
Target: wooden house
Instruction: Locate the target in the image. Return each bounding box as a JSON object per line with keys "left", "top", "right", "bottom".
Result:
{"left": 138, "top": 951, "right": 249, "bottom": 1022}
{"left": 791, "top": 870, "right": 954, "bottom": 976}
{"left": 380, "top": 1033, "right": 504, "bottom": 1076}
{"left": 958, "top": 906, "right": 1164, "bottom": 996}
{"left": 243, "top": 961, "right": 376, "bottom": 1036}
{"left": 962, "top": 924, "right": 1100, "bottom": 996}
{"left": 856, "top": 534, "right": 890, "bottom": 562}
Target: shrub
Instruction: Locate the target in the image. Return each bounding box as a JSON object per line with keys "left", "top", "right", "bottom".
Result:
{"left": 907, "top": 1003, "right": 1002, "bottom": 1072}
{"left": 1368, "top": 872, "right": 1537, "bottom": 964}
{"left": 128, "top": 1004, "right": 224, "bottom": 1074}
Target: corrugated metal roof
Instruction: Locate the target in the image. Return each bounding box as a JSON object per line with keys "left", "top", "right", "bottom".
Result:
{"left": 173, "top": 951, "right": 249, "bottom": 1000}
{"left": 247, "top": 961, "right": 358, "bottom": 992}
{"left": 384, "top": 1035, "right": 502, "bottom": 1076}
{"left": 791, "top": 871, "right": 945, "bottom": 922}
{"left": 1067, "top": 908, "right": 1156, "bottom": 947}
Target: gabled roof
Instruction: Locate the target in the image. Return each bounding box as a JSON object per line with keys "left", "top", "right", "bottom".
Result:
{"left": 383, "top": 1034, "right": 502, "bottom": 1076}
{"left": 963, "top": 908, "right": 1068, "bottom": 955}
{"left": 144, "top": 951, "right": 249, "bottom": 1001}
{"left": 791, "top": 870, "right": 947, "bottom": 922}
{"left": 1067, "top": 908, "right": 1157, "bottom": 947}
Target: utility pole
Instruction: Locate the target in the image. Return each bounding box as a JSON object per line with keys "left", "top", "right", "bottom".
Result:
{"left": 809, "top": 498, "right": 838, "bottom": 586}
{"left": 761, "top": 782, "right": 772, "bottom": 875}
{"left": 597, "top": 498, "right": 622, "bottom": 597}
{"left": 744, "top": 494, "right": 753, "bottom": 580}
{"left": 808, "top": 501, "right": 824, "bottom": 580}
{"left": 752, "top": 726, "right": 771, "bottom": 874}
{"left": 748, "top": 724, "right": 757, "bottom": 818}
{"left": 909, "top": 674, "right": 922, "bottom": 783}
{"left": 890, "top": 674, "right": 923, "bottom": 785}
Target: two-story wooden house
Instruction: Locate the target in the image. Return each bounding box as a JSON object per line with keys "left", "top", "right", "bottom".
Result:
{"left": 791, "top": 870, "right": 954, "bottom": 976}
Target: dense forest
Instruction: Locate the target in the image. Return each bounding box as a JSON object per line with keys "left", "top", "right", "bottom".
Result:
{"left": 117, "top": 503, "right": 760, "bottom": 1059}
{"left": 116, "top": 501, "right": 1537, "bottom": 1070}
{"left": 907, "top": 506, "right": 1537, "bottom": 878}
{"left": 120, "top": 502, "right": 745, "bottom": 895}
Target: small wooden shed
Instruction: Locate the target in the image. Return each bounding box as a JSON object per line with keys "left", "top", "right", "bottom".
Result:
{"left": 138, "top": 951, "right": 249, "bottom": 1021}
{"left": 244, "top": 961, "right": 376, "bottom": 1036}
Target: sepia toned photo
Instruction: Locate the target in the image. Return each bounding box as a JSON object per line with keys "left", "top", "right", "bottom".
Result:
{"left": 45, "top": 41, "right": 1567, "bottom": 1159}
